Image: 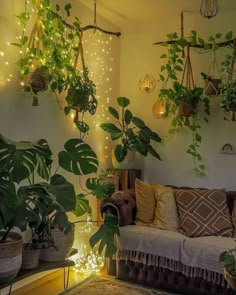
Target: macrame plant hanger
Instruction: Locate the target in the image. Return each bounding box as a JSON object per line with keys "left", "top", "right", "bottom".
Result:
{"left": 72, "top": 32, "right": 86, "bottom": 123}
{"left": 205, "top": 50, "right": 221, "bottom": 96}
{"left": 180, "top": 44, "right": 195, "bottom": 126}
{"left": 227, "top": 39, "right": 236, "bottom": 121}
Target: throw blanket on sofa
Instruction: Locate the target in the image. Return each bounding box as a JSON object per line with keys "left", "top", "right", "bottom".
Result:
{"left": 116, "top": 225, "right": 236, "bottom": 286}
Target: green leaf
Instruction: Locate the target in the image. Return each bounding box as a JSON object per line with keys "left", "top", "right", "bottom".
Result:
{"left": 148, "top": 145, "right": 161, "bottom": 160}
{"left": 86, "top": 178, "right": 115, "bottom": 200}
{"left": 114, "top": 144, "right": 127, "bottom": 162}
{"left": 75, "top": 121, "right": 89, "bottom": 133}
{"left": 175, "top": 65, "right": 182, "bottom": 72}
{"left": 100, "top": 123, "right": 122, "bottom": 140}
{"left": 0, "top": 179, "right": 18, "bottom": 231}
{"left": 108, "top": 107, "right": 119, "bottom": 120}
{"left": 0, "top": 134, "right": 52, "bottom": 183}
{"left": 64, "top": 106, "right": 70, "bottom": 116}
{"left": 48, "top": 174, "right": 76, "bottom": 212}
{"left": 117, "top": 97, "right": 130, "bottom": 108}
{"left": 74, "top": 194, "right": 90, "bottom": 217}
{"left": 89, "top": 213, "right": 119, "bottom": 257}
{"left": 225, "top": 31, "right": 233, "bottom": 40}
{"left": 58, "top": 139, "right": 98, "bottom": 175}
{"left": 124, "top": 109, "right": 133, "bottom": 125}
{"left": 195, "top": 133, "right": 202, "bottom": 142}
{"left": 132, "top": 117, "right": 145, "bottom": 128}
{"left": 64, "top": 3, "right": 72, "bottom": 17}
{"left": 160, "top": 54, "right": 167, "bottom": 58}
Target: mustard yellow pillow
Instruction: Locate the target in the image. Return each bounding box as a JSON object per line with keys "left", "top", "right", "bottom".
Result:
{"left": 135, "top": 178, "right": 155, "bottom": 225}
{"left": 153, "top": 185, "right": 179, "bottom": 231}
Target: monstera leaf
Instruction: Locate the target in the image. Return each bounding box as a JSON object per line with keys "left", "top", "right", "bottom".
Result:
{"left": 0, "top": 134, "right": 52, "bottom": 183}
{"left": 74, "top": 193, "right": 91, "bottom": 217}
{"left": 86, "top": 177, "right": 115, "bottom": 200}
{"left": 48, "top": 174, "right": 76, "bottom": 212}
{"left": 0, "top": 178, "right": 18, "bottom": 231}
{"left": 89, "top": 213, "right": 119, "bottom": 257}
{"left": 58, "top": 138, "right": 98, "bottom": 175}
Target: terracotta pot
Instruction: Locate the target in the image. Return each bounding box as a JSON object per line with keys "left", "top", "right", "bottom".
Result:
{"left": 178, "top": 101, "right": 197, "bottom": 126}
{"left": 24, "top": 67, "right": 49, "bottom": 94}
{"left": 0, "top": 232, "right": 23, "bottom": 283}
{"left": 205, "top": 79, "right": 221, "bottom": 96}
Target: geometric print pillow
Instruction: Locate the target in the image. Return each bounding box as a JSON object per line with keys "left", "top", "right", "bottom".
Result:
{"left": 175, "top": 189, "right": 233, "bottom": 237}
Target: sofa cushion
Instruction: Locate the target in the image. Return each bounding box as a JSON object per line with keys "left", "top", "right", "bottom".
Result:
{"left": 135, "top": 179, "right": 155, "bottom": 225}
{"left": 153, "top": 185, "right": 179, "bottom": 231}
{"left": 175, "top": 189, "right": 233, "bottom": 237}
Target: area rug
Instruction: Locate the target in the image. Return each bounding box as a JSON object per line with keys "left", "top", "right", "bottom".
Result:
{"left": 60, "top": 275, "right": 178, "bottom": 295}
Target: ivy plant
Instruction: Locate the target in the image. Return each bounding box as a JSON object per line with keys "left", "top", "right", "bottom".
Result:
{"left": 158, "top": 32, "right": 210, "bottom": 176}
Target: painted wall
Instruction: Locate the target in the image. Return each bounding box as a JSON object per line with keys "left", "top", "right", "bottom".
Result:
{"left": 119, "top": 8, "right": 236, "bottom": 190}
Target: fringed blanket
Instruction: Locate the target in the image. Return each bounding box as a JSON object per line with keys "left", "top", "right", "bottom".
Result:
{"left": 116, "top": 225, "right": 236, "bottom": 286}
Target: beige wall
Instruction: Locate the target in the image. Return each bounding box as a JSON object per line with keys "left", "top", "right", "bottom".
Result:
{"left": 119, "top": 8, "right": 236, "bottom": 189}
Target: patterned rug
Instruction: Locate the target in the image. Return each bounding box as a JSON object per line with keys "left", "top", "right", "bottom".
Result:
{"left": 60, "top": 276, "right": 178, "bottom": 295}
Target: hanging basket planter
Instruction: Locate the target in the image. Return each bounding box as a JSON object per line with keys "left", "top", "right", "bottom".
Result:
{"left": 204, "top": 78, "right": 221, "bottom": 96}
{"left": 24, "top": 66, "right": 49, "bottom": 94}
{"left": 178, "top": 100, "right": 197, "bottom": 125}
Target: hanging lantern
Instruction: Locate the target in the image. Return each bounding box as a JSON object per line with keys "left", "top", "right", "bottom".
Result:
{"left": 139, "top": 74, "right": 156, "bottom": 93}
{"left": 200, "top": 0, "right": 219, "bottom": 19}
{"left": 152, "top": 100, "right": 167, "bottom": 118}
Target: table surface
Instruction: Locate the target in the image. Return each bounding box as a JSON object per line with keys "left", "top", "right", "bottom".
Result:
{"left": 0, "top": 248, "right": 77, "bottom": 290}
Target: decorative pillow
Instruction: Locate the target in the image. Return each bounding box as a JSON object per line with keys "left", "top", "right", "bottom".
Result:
{"left": 135, "top": 178, "right": 155, "bottom": 225}
{"left": 153, "top": 185, "right": 179, "bottom": 231}
{"left": 175, "top": 189, "right": 233, "bottom": 237}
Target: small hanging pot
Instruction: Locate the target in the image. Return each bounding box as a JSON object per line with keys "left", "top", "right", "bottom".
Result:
{"left": 205, "top": 78, "right": 221, "bottom": 96}
{"left": 178, "top": 100, "right": 197, "bottom": 126}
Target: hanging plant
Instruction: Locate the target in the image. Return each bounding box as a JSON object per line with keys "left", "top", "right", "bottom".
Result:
{"left": 219, "top": 36, "right": 236, "bottom": 121}
{"left": 158, "top": 32, "right": 210, "bottom": 176}
{"left": 13, "top": 0, "right": 97, "bottom": 133}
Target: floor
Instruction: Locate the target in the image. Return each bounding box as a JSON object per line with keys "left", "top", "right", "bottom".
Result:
{"left": 10, "top": 269, "right": 92, "bottom": 295}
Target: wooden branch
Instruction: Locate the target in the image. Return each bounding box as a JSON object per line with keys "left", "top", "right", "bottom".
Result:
{"left": 153, "top": 39, "right": 234, "bottom": 48}
{"left": 81, "top": 25, "right": 121, "bottom": 37}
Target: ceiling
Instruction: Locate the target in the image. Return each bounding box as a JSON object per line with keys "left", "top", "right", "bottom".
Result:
{"left": 79, "top": 0, "right": 235, "bottom": 29}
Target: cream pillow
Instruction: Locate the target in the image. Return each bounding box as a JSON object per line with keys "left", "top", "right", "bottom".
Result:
{"left": 135, "top": 178, "right": 155, "bottom": 225}
{"left": 152, "top": 185, "right": 179, "bottom": 231}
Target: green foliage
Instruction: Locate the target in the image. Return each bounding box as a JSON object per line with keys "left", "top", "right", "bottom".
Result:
{"left": 100, "top": 97, "right": 162, "bottom": 162}
{"left": 220, "top": 247, "right": 236, "bottom": 275}
{"left": 158, "top": 32, "right": 212, "bottom": 176}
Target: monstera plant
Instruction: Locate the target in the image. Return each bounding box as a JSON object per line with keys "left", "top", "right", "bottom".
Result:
{"left": 0, "top": 134, "right": 118, "bottom": 257}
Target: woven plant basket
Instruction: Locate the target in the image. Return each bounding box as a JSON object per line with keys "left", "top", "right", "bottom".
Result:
{"left": 0, "top": 232, "right": 23, "bottom": 283}
{"left": 39, "top": 224, "right": 75, "bottom": 262}
{"left": 21, "top": 244, "right": 40, "bottom": 270}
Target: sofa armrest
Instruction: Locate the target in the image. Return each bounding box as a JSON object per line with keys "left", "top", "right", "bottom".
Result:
{"left": 100, "top": 189, "right": 136, "bottom": 226}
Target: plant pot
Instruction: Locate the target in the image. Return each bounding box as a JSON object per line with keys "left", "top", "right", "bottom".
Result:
{"left": 224, "top": 268, "right": 236, "bottom": 290}
{"left": 21, "top": 244, "right": 40, "bottom": 270}
{"left": 0, "top": 232, "right": 23, "bottom": 283}
{"left": 178, "top": 101, "right": 197, "bottom": 126}
{"left": 24, "top": 66, "right": 49, "bottom": 94}
{"left": 39, "top": 224, "right": 75, "bottom": 262}
{"left": 205, "top": 78, "right": 221, "bottom": 96}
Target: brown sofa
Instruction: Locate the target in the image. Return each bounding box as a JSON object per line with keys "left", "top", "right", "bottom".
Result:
{"left": 101, "top": 187, "right": 236, "bottom": 295}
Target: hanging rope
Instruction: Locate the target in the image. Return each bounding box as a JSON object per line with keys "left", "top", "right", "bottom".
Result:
{"left": 181, "top": 44, "right": 194, "bottom": 90}
{"left": 93, "top": 0, "right": 97, "bottom": 33}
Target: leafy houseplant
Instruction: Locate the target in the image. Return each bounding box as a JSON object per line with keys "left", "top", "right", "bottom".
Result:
{"left": 158, "top": 32, "right": 210, "bottom": 176}
{"left": 100, "top": 97, "right": 162, "bottom": 163}
{"left": 14, "top": 0, "right": 97, "bottom": 135}
{"left": 220, "top": 247, "right": 236, "bottom": 290}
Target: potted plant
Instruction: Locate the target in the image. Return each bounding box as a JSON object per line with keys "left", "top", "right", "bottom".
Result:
{"left": 220, "top": 247, "right": 236, "bottom": 290}
{"left": 158, "top": 32, "right": 210, "bottom": 176}
{"left": 100, "top": 96, "right": 162, "bottom": 164}
{"left": 13, "top": 1, "right": 97, "bottom": 133}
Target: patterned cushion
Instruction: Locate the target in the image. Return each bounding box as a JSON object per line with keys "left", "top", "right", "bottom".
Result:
{"left": 175, "top": 189, "right": 233, "bottom": 237}
{"left": 135, "top": 179, "right": 155, "bottom": 225}
{"left": 153, "top": 185, "right": 179, "bottom": 231}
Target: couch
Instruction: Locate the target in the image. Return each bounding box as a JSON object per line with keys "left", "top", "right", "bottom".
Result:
{"left": 101, "top": 181, "right": 236, "bottom": 295}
